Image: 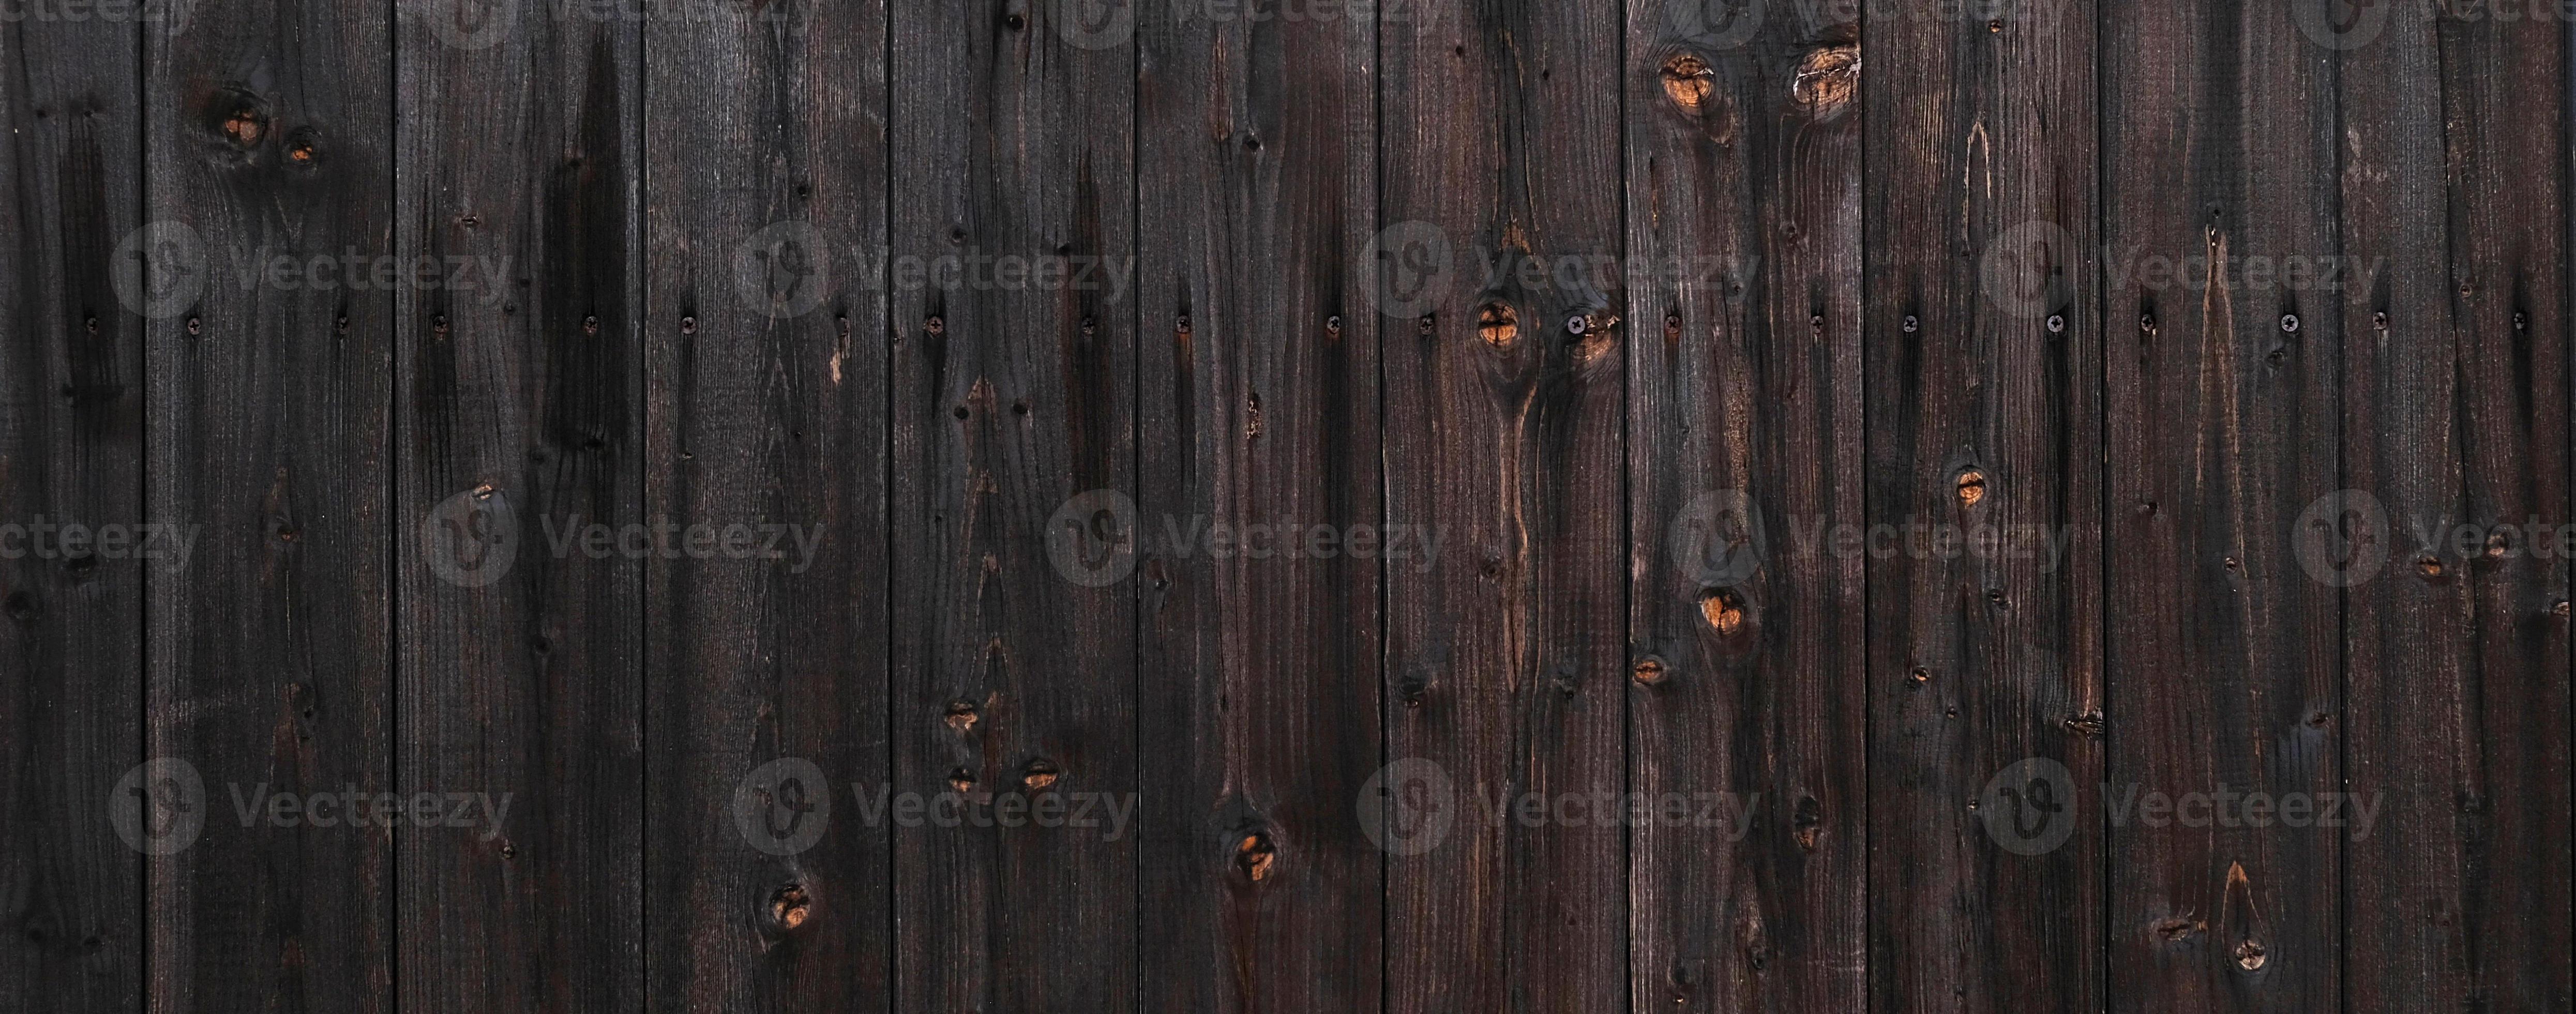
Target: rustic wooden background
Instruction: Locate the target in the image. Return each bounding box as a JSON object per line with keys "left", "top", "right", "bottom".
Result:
{"left": 4, "top": 0, "right": 2571, "bottom": 1010}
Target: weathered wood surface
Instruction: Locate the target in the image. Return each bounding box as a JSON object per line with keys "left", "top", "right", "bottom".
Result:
{"left": 0, "top": 3, "right": 2565, "bottom": 1012}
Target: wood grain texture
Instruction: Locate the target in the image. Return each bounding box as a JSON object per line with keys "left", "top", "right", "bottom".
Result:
{"left": 1862, "top": 0, "right": 2105, "bottom": 1009}
{"left": 888, "top": 1, "right": 1137, "bottom": 1010}
{"left": 2337, "top": 5, "right": 2573, "bottom": 1010}
{"left": 1623, "top": 0, "right": 1864, "bottom": 1009}
{"left": 641, "top": 0, "right": 893, "bottom": 1010}
{"left": 396, "top": 3, "right": 642, "bottom": 1010}
{"left": 1134, "top": 4, "right": 1381, "bottom": 1012}
{"left": 0, "top": 12, "right": 143, "bottom": 1012}
{"left": 145, "top": 0, "right": 397, "bottom": 1007}
{"left": 2102, "top": 1, "right": 2342, "bottom": 1007}
{"left": 1380, "top": 1, "right": 1626, "bottom": 1011}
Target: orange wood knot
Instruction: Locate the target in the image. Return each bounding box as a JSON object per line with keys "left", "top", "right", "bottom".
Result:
{"left": 770, "top": 884, "right": 810, "bottom": 931}
{"left": 1659, "top": 54, "right": 1714, "bottom": 111}
{"left": 1477, "top": 302, "right": 1518, "bottom": 349}
{"left": 947, "top": 768, "right": 976, "bottom": 793}
{"left": 1021, "top": 759, "right": 1060, "bottom": 792}
{"left": 1698, "top": 588, "right": 1745, "bottom": 635}
{"left": 944, "top": 699, "right": 979, "bottom": 734}
{"left": 1632, "top": 656, "right": 1669, "bottom": 684}
{"left": 1792, "top": 45, "right": 1859, "bottom": 113}
{"left": 1236, "top": 833, "right": 1276, "bottom": 882}
{"left": 1955, "top": 470, "right": 1986, "bottom": 506}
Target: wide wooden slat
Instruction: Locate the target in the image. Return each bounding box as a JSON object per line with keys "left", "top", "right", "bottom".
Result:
{"left": 2102, "top": 1, "right": 2343, "bottom": 1007}
{"left": 396, "top": 3, "right": 643, "bottom": 1010}
{"left": 0, "top": 13, "right": 144, "bottom": 1012}
{"left": 888, "top": 2, "right": 1137, "bottom": 1009}
{"left": 1134, "top": 5, "right": 1381, "bottom": 1012}
{"left": 1623, "top": 1, "right": 1865, "bottom": 1009}
{"left": 145, "top": 0, "right": 397, "bottom": 1007}
{"left": 1380, "top": 2, "right": 1626, "bottom": 1011}
{"left": 2338, "top": 6, "right": 2573, "bottom": 1009}
{"left": 1863, "top": 0, "right": 2106, "bottom": 1008}
{"left": 640, "top": 1, "right": 894, "bottom": 1011}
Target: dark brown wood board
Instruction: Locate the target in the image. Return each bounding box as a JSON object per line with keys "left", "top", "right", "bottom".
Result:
{"left": 1134, "top": 4, "right": 1382, "bottom": 1012}
{"left": 0, "top": 3, "right": 2565, "bottom": 1012}
{"left": 1, "top": 12, "right": 143, "bottom": 1012}
{"left": 397, "top": 3, "right": 642, "bottom": 1010}
{"left": 1624, "top": 0, "right": 1865, "bottom": 1009}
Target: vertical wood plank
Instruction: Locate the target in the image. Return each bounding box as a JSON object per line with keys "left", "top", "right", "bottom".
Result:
{"left": 1379, "top": 1, "right": 1625, "bottom": 1010}
{"left": 2337, "top": 4, "right": 2573, "bottom": 1008}
{"left": 1862, "top": 0, "right": 2104, "bottom": 1008}
{"left": 889, "top": 1, "right": 1137, "bottom": 1008}
{"left": 2102, "top": 1, "right": 2342, "bottom": 1007}
{"left": 1624, "top": 0, "right": 1864, "bottom": 1008}
{"left": 1134, "top": 4, "right": 1380, "bottom": 1012}
{"left": 396, "top": 2, "right": 642, "bottom": 1009}
{"left": 642, "top": 0, "right": 893, "bottom": 1009}
{"left": 0, "top": 13, "right": 144, "bottom": 1012}
{"left": 145, "top": 0, "right": 396, "bottom": 1007}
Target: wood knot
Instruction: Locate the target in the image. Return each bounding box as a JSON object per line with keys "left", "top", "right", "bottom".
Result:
{"left": 1660, "top": 54, "right": 1714, "bottom": 111}
{"left": 944, "top": 699, "right": 978, "bottom": 734}
{"left": 2153, "top": 917, "right": 2200, "bottom": 943}
{"left": 1021, "top": 759, "right": 1060, "bottom": 792}
{"left": 2062, "top": 711, "right": 2105, "bottom": 738}
{"left": 769, "top": 884, "right": 811, "bottom": 931}
{"left": 1632, "top": 656, "right": 1669, "bottom": 684}
{"left": 2234, "top": 940, "right": 2266, "bottom": 971}
{"left": 1477, "top": 302, "right": 1518, "bottom": 348}
{"left": 1955, "top": 469, "right": 1986, "bottom": 506}
{"left": 947, "top": 767, "right": 976, "bottom": 793}
{"left": 1236, "top": 833, "right": 1276, "bottom": 882}
{"left": 1792, "top": 44, "right": 1859, "bottom": 114}
{"left": 1698, "top": 588, "right": 1745, "bottom": 635}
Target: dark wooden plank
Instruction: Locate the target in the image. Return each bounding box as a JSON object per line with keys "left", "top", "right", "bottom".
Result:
{"left": 1379, "top": 1, "right": 1625, "bottom": 1010}
{"left": 1134, "top": 5, "right": 1379, "bottom": 1011}
{"left": 1862, "top": 0, "right": 2104, "bottom": 1008}
{"left": 2101, "top": 1, "right": 2342, "bottom": 1007}
{"left": 144, "top": 0, "right": 396, "bottom": 1007}
{"left": 888, "top": 2, "right": 1137, "bottom": 1009}
{"left": 641, "top": 0, "right": 892, "bottom": 1009}
{"left": 0, "top": 12, "right": 144, "bottom": 1012}
{"left": 1624, "top": 2, "right": 1864, "bottom": 1009}
{"left": 397, "top": 5, "right": 642, "bottom": 1011}
{"left": 2335, "top": 5, "right": 2573, "bottom": 1008}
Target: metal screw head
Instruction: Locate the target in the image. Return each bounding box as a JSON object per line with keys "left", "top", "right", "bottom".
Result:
{"left": 2279, "top": 313, "right": 2300, "bottom": 333}
{"left": 2045, "top": 314, "right": 2065, "bottom": 334}
{"left": 1565, "top": 315, "right": 1587, "bottom": 335}
{"left": 1902, "top": 315, "right": 1919, "bottom": 333}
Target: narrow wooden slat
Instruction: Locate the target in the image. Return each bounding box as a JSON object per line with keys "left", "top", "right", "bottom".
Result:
{"left": 1624, "top": 1, "right": 1864, "bottom": 1008}
{"left": 396, "top": 4, "right": 642, "bottom": 1009}
{"left": 1380, "top": 1, "right": 1625, "bottom": 1010}
{"left": 641, "top": 0, "right": 893, "bottom": 1010}
{"left": 145, "top": 0, "right": 396, "bottom": 1007}
{"left": 0, "top": 13, "right": 144, "bottom": 1012}
{"left": 2101, "top": 1, "right": 2342, "bottom": 1006}
{"left": 888, "top": 1, "right": 1136, "bottom": 1009}
{"left": 1862, "top": 0, "right": 2105, "bottom": 1008}
{"left": 2337, "top": 5, "right": 2573, "bottom": 1008}
{"left": 1134, "top": 5, "right": 1381, "bottom": 1012}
